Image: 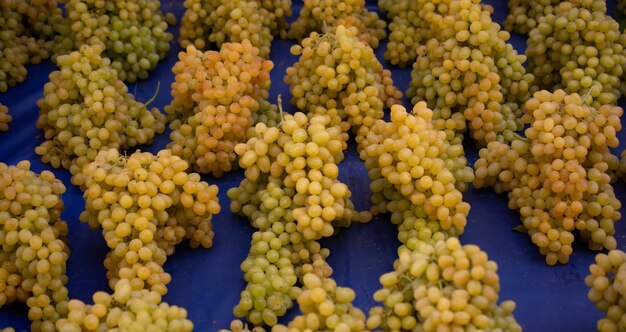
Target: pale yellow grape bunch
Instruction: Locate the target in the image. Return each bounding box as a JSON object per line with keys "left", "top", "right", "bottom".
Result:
{"left": 227, "top": 113, "right": 363, "bottom": 327}
{"left": 54, "top": 279, "right": 193, "bottom": 332}
{"left": 405, "top": 0, "right": 533, "bottom": 146}
{"left": 35, "top": 44, "right": 166, "bottom": 187}
{"left": 586, "top": 250, "right": 626, "bottom": 332}
{"left": 288, "top": 0, "right": 386, "bottom": 49}
{"left": 504, "top": 0, "right": 560, "bottom": 35}
{"left": 0, "top": 0, "right": 71, "bottom": 92}
{"left": 179, "top": 0, "right": 290, "bottom": 58}
{"left": 79, "top": 148, "right": 220, "bottom": 295}
{"left": 357, "top": 103, "right": 473, "bottom": 234}
{"left": 285, "top": 25, "right": 402, "bottom": 134}
{"left": 526, "top": 0, "right": 626, "bottom": 106}
{"left": 63, "top": 0, "right": 174, "bottom": 82}
{"left": 505, "top": 0, "right": 606, "bottom": 35}
{"left": 0, "top": 103, "right": 10, "bottom": 131}
{"left": 272, "top": 273, "right": 367, "bottom": 332}
{"left": 474, "top": 90, "right": 623, "bottom": 265}
{"left": 0, "top": 161, "right": 70, "bottom": 332}
{"left": 167, "top": 41, "right": 274, "bottom": 176}
{"left": 367, "top": 238, "right": 520, "bottom": 332}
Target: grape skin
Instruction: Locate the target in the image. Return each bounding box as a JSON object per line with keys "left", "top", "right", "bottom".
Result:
{"left": 0, "top": 103, "right": 11, "bottom": 132}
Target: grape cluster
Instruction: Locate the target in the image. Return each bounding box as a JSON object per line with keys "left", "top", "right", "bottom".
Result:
{"left": 35, "top": 44, "right": 166, "bottom": 185}
{"left": 357, "top": 103, "right": 473, "bottom": 240}
{"left": 167, "top": 41, "right": 274, "bottom": 176}
{"left": 227, "top": 111, "right": 367, "bottom": 328}
{"left": 405, "top": 0, "right": 534, "bottom": 146}
{"left": 0, "top": 161, "right": 70, "bottom": 331}
{"left": 503, "top": 0, "right": 560, "bottom": 35}
{"left": 474, "top": 90, "right": 623, "bottom": 265}
{"left": 273, "top": 273, "right": 368, "bottom": 332}
{"left": 0, "top": 103, "right": 10, "bottom": 131}
{"left": 526, "top": 1, "right": 626, "bottom": 106}
{"left": 0, "top": 0, "right": 70, "bottom": 92}
{"left": 285, "top": 25, "right": 402, "bottom": 135}
{"left": 64, "top": 0, "right": 174, "bottom": 82}
{"left": 79, "top": 148, "right": 220, "bottom": 295}
{"left": 54, "top": 279, "right": 193, "bottom": 331}
{"left": 179, "top": 0, "right": 291, "bottom": 58}
{"left": 288, "top": 0, "right": 386, "bottom": 49}
{"left": 586, "top": 249, "right": 626, "bottom": 332}
{"left": 620, "top": 150, "right": 626, "bottom": 182}
{"left": 367, "top": 238, "right": 521, "bottom": 332}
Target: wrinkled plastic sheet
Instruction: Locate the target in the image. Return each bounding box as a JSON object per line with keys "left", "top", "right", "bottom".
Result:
{"left": 0, "top": 0, "right": 625, "bottom": 331}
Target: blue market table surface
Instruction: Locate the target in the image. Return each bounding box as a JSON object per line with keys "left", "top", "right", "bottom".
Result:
{"left": 1, "top": 0, "right": 626, "bottom": 331}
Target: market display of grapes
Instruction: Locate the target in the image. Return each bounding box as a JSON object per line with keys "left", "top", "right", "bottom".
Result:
{"left": 1, "top": 0, "right": 626, "bottom": 331}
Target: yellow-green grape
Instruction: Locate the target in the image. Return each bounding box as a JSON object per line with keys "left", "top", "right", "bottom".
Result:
{"left": 586, "top": 250, "right": 626, "bottom": 332}
{"left": 367, "top": 238, "right": 520, "bottom": 332}
{"left": 405, "top": 0, "right": 533, "bottom": 146}
{"left": 54, "top": 279, "right": 193, "bottom": 331}
{"left": 179, "top": 0, "right": 289, "bottom": 58}
{"left": 358, "top": 103, "right": 473, "bottom": 233}
{"left": 285, "top": 25, "right": 402, "bottom": 134}
{"left": 35, "top": 44, "right": 166, "bottom": 186}
{"left": 474, "top": 89, "right": 623, "bottom": 265}
{"left": 166, "top": 41, "right": 273, "bottom": 176}
{"left": 526, "top": 1, "right": 626, "bottom": 106}
{"left": 273, "top": 273, "right": 367, "bottom": 332}
{"left": 79, "top": 148, "right": 220, "bottom": 295}
{"left": 0, "top": 160, "right": 70, "bottom": 332}
{"left": 0, "top": 103, "right": 10, "bottom": 131}
{"left": 288, "top": 0, "right": 386, "bottom": 49}
{"left": 64, "top": 0, "right": 173, "bottom": 82}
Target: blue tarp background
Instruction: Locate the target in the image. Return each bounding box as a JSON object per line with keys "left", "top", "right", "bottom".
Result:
{"left": 1, "top": 0, "right": 626, "bottom": 331}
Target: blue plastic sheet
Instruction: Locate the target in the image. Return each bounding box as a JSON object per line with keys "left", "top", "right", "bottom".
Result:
{"left": 0, "top": 0, "right": 625, "bottom": 331}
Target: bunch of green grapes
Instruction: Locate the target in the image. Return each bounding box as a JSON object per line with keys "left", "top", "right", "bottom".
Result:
{"left": 0, "top": 0, "right": 70, "bottom": 92}
{"left": 405, "top": 0, "right": 534, "bottom": 146}
{"left": 0, "top": 103, "right": 10, "bottom": 131}
{"left": 504, "top": 0, "right": 560, "bottom": 35}
{"left": 179, "top": 0, "right": 290, "bottom": 58}
{"left": 167, "top": 41, "right": 273, "bottom": 176}
{"left": 273, "top": 273, "right": 367, "bottom": 332}
{"left": 288, "top": 0, "right": 386, "bottom": 49}
{"left": 367, "top": 238, "right": 521, "bottom": 331}
{"left": 54, "top": 279, "right": 193, "bottom": 331}
{"left": 35, "top": 44, "right": 165, "bottom": 185}
{"left": 0, "top": 161, "right": 70, "bottom": 332}
{"left": 357, "top": 104, "right": 473, "bottom": 239}
{"left": 526, "top": 1, "right": 626, "bottom": 106}
{"left": 505, "top": 0, "right": 607, "bottom": 35}
{"left": 474, "top": 90, "right": 623, "bottom": 265}
{"left": 79, "top": 148, "right": 220, "bottom": 295}
{"left": 226, "top": 110, "right": 367, "bottom": 328}
{"left": 63, "top": 0, "right": 174, "bottom": 82}
{"left": 586, "top": 249, "right": 626, "bottom": 332}
{"left": 285, "top": 25, "right": 402, "bottom": 135}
